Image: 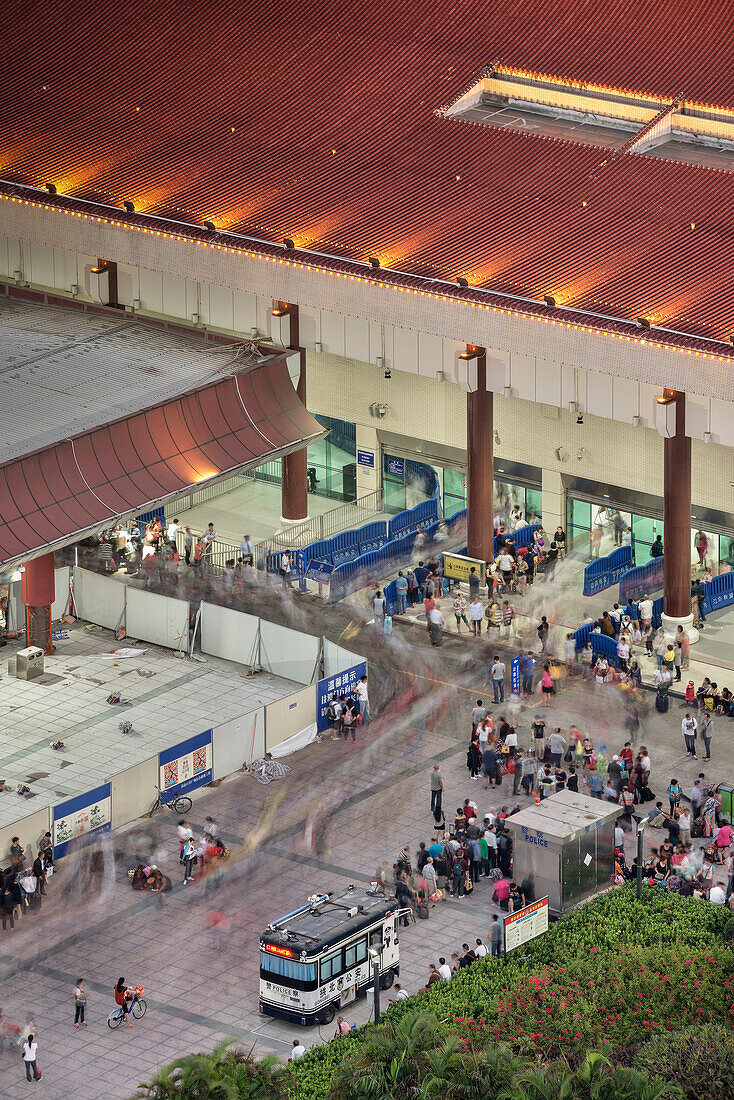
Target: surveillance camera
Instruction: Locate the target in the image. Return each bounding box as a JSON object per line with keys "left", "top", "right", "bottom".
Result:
{"left": 384, "top": 368, "right": 391, "bottom": 379}
{"left": 577, "top": 413, "right": 584, "bottom": 425}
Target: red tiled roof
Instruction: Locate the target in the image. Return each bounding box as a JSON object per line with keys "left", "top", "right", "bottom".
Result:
{"left": 0, "top": 359, "right": 324, "bottom": 569}
{"left": 3, "top": 0, "right": 734, "bottom": 342}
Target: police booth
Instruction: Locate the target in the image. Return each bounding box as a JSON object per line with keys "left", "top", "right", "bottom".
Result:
{"left": 505, "top": 790, "right": 620, "bottom": 916}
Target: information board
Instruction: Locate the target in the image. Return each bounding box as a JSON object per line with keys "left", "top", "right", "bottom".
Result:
{"left": 357, "top": 450, "right": 375, "bottom": 468}
{"left": 386, "top": 456, "right": 405, "bottom": 477}
{"left": 316, "top": 661, "right": 367, "bottom": 732}
{"left": 511, "top": 655, "right": 521, "bottom": 694}
{"left": 503, "top": 896, "right": 549, "bottom": 953}
{"left": 159, "top": 729, "right": 212, "bottom": 799}
{"left": 53, "top": 782, "right": 112, "bottom": 859}
{"left": 442, "top": 552, "right": 486, "bottom": 583}
{"left": 305, "top": 559, "right": 335, "bottom": 583}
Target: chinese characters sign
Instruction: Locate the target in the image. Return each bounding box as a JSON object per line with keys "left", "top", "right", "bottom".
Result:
{"left": 159, "top": 730, "right": 212, "bottom": 799}
{"left": 53, "top": 782, "right": 111, "bottom": 859}
{"left": 316, "top": 662, "right": 368, "bottom": 732}
{"left": 503, "top": 896, "right": 549, "bottom": 953}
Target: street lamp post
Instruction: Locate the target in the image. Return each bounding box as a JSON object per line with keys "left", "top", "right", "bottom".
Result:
{"left": 636, "top": 818, "right": 646, "bottom": 900}
{"left": 368, "top": 947, "right": 381, "bottom": 1024}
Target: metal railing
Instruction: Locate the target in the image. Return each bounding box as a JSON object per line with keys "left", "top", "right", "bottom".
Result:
{"left": 281, "top": 489, "right": 385, "bottom": 546}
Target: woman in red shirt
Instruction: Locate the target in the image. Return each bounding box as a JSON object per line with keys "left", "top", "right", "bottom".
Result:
{"left": 114, "top": 978, "right": 135, "bottom": 1028}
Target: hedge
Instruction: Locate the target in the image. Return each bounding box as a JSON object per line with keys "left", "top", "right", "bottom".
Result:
{"left": 288, "top": 887, "right": 734, "bottom": 1099}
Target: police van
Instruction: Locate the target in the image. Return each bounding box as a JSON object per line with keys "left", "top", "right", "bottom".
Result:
{"left": 259, "top": 885, "right": 401, "bottom": 1025}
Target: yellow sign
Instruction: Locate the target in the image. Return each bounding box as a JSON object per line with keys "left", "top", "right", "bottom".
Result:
{"left": 442, "top": 552, "right": 486, "bottom": 582}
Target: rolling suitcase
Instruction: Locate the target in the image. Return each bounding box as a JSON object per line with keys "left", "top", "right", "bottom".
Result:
{"left": 655, "top": 692, "right": 669, "bottom": 713}
{"left": 383, "top": 614, "right": 393, "bottom": 635}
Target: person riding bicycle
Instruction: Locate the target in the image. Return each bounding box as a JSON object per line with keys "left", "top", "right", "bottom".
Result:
{"left": 114, "top": 977, "right": 137, "bottom": 1028}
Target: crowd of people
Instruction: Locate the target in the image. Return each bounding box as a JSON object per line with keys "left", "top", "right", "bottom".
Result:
{"left": 1, "top": 831, "right": 54, "bottom": 931}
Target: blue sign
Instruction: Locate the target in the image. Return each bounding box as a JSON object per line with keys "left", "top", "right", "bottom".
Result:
{"left": 317, "top": 661, "right": 368, "bottom": 732}
{"left": 386, "top": 456, "right": 405, "bottom": 478}
{"left": 511, "top": 655, "right": 521, "bottom": 695}
{"left": 53, "top": 782, "right": 112, "bottom": 859}
{"left": 357, "top": 450, "right": 375, "bottom": 468}
{"left": 520, "top": 825, "right": 548, "bottom": 848}
{"left": 305, "top": 559, "right": 335, "bottom": 583}
{"left": 159, "top": 729, "right": 212, "bottom": 799}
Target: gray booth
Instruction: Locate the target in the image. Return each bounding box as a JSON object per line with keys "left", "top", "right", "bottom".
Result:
{"left": 505, "top": 790, "right": 621, "bottom": 915}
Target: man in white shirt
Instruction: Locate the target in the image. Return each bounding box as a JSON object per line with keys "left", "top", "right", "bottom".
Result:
{"left": 709, "top": 884, "right": 726, "bottom": 905}
{"left": 428, "top": 605, "right": 444, "bottom": 646}
{"left": 437, "top": 958, "right": 452, "bottom": 981}
{"left": 474, "top": 938, "right": 488, "bottom": 958}
{"left": 469, "top": 597, "right": 484, "bottom": 636}
{"left": 354, "top": 675, "right": 370, "bottom": 724}
{"left": 681, "top": 713, "right": 698, "bottom": 758}
{"left": 240, "top": 534, "right": 254, "bottom": 565}
{"left": 167, "top": 518, "right": 181, "bottom": 541}
{"left": 389, "top": 983, "right": 410, "bottom": 1002}
{"left": 496, "top": 550, "right": 514, "bottom": 587}
{"left": 289, "top": 1040, "right": 306, "bottom": 1060}
{"left": 491, "top": 657, "right": 506, "bottom": 703}
{"left": 638, "top": 595, "right": 652, "bottom": 626}
{"left": 203, "top": 522, "right": 217, "bottom": 557}
{"left": 617, "top": 637, "right": 630, "bottom": 671}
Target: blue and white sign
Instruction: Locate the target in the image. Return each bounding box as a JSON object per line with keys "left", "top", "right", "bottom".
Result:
{"left": 317, "top": 661, "right": 368, "bottom": 732}
{"left": 511, "top": 655, "right": 521, "bottom": 695}
{"left": 159, "top": 730, "right": 212, "bottom": 799}
{"left": 386, "top": 456, "right": 405, "bottom": 478}
{"left": 53, "top": 782, "right": 111, "bottom": 859}
{"left": 357, "top": 450, "right": 375, "bottom": 468}
{"left": 305, "top": 559, "right": 335, "bottom": 584}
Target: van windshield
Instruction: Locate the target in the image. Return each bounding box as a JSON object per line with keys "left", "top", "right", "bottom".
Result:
{"left": 261, "top": 952, "right": 317, "bottom": 983}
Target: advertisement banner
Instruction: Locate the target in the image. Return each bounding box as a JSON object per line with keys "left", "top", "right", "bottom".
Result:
{"left": 317, "top": 661, "right": 368, "bottom": 732}
{"left": 53, "top": 782, "right": 111, "bottom": 859}
{"left": 503, "top": 896, "right": 549, "bottom": 953}
{"left": 442, "top": 552, "right": 486, "bottom": 583}
{"left": 511, "top": 655, "right": 521, "bottom": 695}
{"left": 159, "top": 730, "right": 212, "bottom": 799}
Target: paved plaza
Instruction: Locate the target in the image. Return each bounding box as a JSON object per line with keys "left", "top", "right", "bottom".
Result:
{"left": 0, "top": 588, "right": 732, "bottom": 1100}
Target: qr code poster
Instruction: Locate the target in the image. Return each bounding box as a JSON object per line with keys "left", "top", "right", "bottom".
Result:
{"left": 159, "top": 733, "right": 212, "bottom": 797}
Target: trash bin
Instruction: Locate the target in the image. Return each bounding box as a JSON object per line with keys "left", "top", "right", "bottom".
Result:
{"left": 15, "top": 645, "right": 44, "bottom": 681}
{"left": 717, "top": 783, "right": 734, "bottom": 825}
{"left": 342, "top": 462, "right": 357, "bottom": 502}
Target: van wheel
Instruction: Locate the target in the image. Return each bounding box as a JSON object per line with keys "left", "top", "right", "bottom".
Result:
{"left": 319, "top": 1004, "right": 336, "bottom": 1025}
{"left": 379, "top": 970, "right": 394, "bottom": 990}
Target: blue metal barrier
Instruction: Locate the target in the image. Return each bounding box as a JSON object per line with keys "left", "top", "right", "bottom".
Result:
{"left": 570, "top": 623, "right": 618, "bottom": 667}
{"left": 356, "top": 521, "right": 388, "bottom": 556}
{"left": 619, "top": 556, "right": 664, "bottom": 603}
{"left": 384, "top": 579, "right": 398, "bottom": 617}
{"left": 651, "top": 596, "right": 664, "bottom": 629}
{"left": 701, "top": 571, "right": 734, "bottom": 615}
{"left": 331, "top": 530, "right": 360, "bottom": 567}
{"left": 583, "top": 546, "right": 632, "bottom": 597}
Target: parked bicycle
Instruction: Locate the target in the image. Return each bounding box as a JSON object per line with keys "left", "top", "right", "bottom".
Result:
{"left": 148, "top": 785, "right": 192, "bottom": 817}
{"left": 107, "top": 987, "right": 147, "bottom": 1029}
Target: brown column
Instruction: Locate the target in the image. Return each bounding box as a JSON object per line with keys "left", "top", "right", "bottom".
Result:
{"left": 663, "top": 390, "right": 691, "bottom": 620}
{"left": 281, "top": 304, "right": 309, "bottom": 522}
{"left": 466, "top": 348, "right": 494, "bottom": 562}
{"left": 96, "top": 259, "right": 119, "bottom": 307}
{"left": 21, "top": 552, "right": 55, "bottom": 653}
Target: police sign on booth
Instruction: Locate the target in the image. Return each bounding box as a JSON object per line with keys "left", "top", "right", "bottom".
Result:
{"left": 316, "top": 661, "right": 368, "bottom": 732}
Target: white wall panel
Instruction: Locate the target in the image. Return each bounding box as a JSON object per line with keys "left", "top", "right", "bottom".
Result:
{"left": 209, "top": 284, "right": 235, "bottom": 330}
{"left": 256, "top": 295, "right": 273, "bottom": 337}
{"left": 535, "top": 359, "right": 562, "bottom": 405}
{"left": 685, "top": 393, "right": 709, "bottom": 440}
{"left": 259, "top": 621, "right": 320, "bottom": 685}
{"left": 51, "top": 566, "right": 71, "bottom": 622}
{"left": 585, "top": 372, "right": 613, "bottom": 418}
{"left": 233, "top": 289, "right": 258, "bottom": 333}
{"left": 138, "top": 267, "right": 164, "bottom": 314}
{"left": 161, "top": 273, "right": 187, "bottom": 320}
{"left": 393, "top": 326, "right": 419, "bottom": 374}
{"left": 510, "top": 353, "right": 536, "bottom": 401}
{"left": 345, "top": 316, "right": 370, "bottom": 362}
{"left": 321, "top": 311, "right": 345, "bottom": 356}
{"left": 298, "top": 304, "right": 321, "bottom": 347}
{"left": 369, "top": 320, "right": 393, "bottom": 365}
{"left": 126, "top": 588, "right": 189, "bottom": 650}
{"left": 28, "top": 243, "right": 55, "bottom": 287}
{"left": 418, "top": 332, "right": 443, "bottom": 379}
{"left": 485, "top": 349, "right": 507, "bottom": 393}
{"left": 200, "top": 601, "right": 259, "bottom": 666}
{"left": 611, "top": 377, "right": 639, "bottom": 425}
{"left": 639, "top": 382, "right": 659, "bottom": 429}
{"left": 73, "top": 568, "right": 126, "bottom": 631}
{"left": 212, "top": 709, "right": 265, "bottom": 778}
{"left": 116, "top": 263, "right": 138, "bottom": 305}
{"left": 323, "top": 639, "right": 363, "bottom": 678}
{"left": 710, "top": 398, "right": 734, "bottom": 447}
{"left": 53, "top": 246, "right": 77, "bottom": 292}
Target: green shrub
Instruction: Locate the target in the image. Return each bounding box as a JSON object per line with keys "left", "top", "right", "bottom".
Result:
{"left": 633, "top": 1024, "right": 734, "bottom": 1100}
{"left": 723, "top": 917, "right": 734, "bottom": 941}
{"left": 135, "top": 1040, "right": 287, "bottom": 1100}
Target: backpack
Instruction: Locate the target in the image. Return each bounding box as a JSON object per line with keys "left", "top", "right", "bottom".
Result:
{"left": 326, "top": 704, "right": 338, "bottom": 721}
{"left": 417, "top": 902, "right": 430, "bottom": 919}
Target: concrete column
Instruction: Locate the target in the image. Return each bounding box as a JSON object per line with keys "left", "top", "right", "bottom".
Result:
{"left": 541, "top": 468, "right": 565, "bottom": 537}
{"left": 466, "top": 349, "right": 494, "bottom": 561}
{"left": 281, "top": 305, "right": 309, "bottom": 524}
{"left": 661, "top": 390, "right": 693, "bottom": 638}
{"left": 355, "top": 424, "right": 381, "bottom": 497}
{"left": 21, "top": 552, "right": 55, "bottom": 654}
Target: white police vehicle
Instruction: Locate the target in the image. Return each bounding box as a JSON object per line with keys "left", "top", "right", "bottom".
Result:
{"left": 259, "top": 885, "right": 400, "bottom": 1025}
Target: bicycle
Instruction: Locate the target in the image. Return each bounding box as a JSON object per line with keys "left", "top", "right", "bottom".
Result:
{"left": 107, "top": 988, "right": 147, "bottom": 1029}
{"left": 148, "top": 785, "right": 192, "bottom": 817}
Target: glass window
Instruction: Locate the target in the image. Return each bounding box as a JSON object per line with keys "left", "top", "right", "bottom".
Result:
{"left": 320, "top": 950, "right": 343, "bottom": 983}
{"left": 568, "top": 499, "right": 591, "bottom": 528}
{"left": 525, "top": 488, "right": 542, "bottom": 523}
{"left": 692, "top": 528, "right": 718, "bottom": 572}
{"left": 344, "top": 937, "right": 368, "bottom": 970}
{"left": 369, "top": 929, "right": 383, "bottom": 950}
{"left": 720, "top": 535, "right": 734, "bottom": 567}
{"left": 631, "top": 514, "right": 663, "bottom": 548}
{"left": 260, "top": 953, "right": 317, "bottom": 982}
